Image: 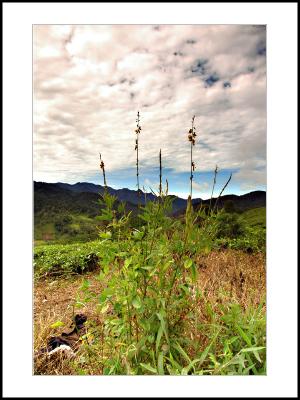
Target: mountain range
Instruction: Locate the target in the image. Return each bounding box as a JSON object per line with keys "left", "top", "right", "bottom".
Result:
{"left": 34, "top": 181, "right": 266, "bottom": 242}
{"left": 35, "top": 181, "right": 266, "bottom": 214}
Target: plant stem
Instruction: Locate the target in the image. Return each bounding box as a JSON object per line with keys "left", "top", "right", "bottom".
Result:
{"left": 135, "top": 111, "right": 141, "bottom": 205}
{"left": 189, "top": 115, "right": 195, "bottom": 199}
{"left": 209, "top": 165, "right": 218, "bottom": 214}
{"left": 212, "top": 172, "right": 232, "bottom": 214}
{"left": 190, "top": 142, "right": 193, "bottom": 198}
{"left": 125, "top": 287, "right": 132, "bottom": 342}
{"left": 159, "top": 149, "right": 162, "bottom": 197}
{"left": 136, "top": 143, "right": 139, "bottom": 193}
{"left": 99, "top": 153, "right": 107, "bottom": 188}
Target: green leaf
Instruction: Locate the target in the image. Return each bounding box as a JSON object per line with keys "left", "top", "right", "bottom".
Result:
{"left": 132, "top": 296, "right": 142, "bottom": 309}
{"left": 156, "top": 311, "right": 169, "bottom": 344}
{"left": 80, "top": 279, "right": 90, "bottom": 291}
{"left": 156, "top": 325, "right": 163, "bottom": 355}
{"left": 99, "top": 288, "right": 113, "bottom": 303}
{"left": 157, "top": 352, "right": 164, "bottom": 375}
{"left": 132, "top": 230, "right": 144, "bottom": 240}
{"left": 191, "top": 262, "right": 197, "bottom": 282}
{"left": 241, "top": 346, "right": 265, "bottom": 363}
{"left": 140, "top": 363, "right": 157, "bottom": 374}
{"left": 124, "top": 258, "right": 132, "bottom": 269}
{"left": 165, "top": 354, "right": 181, "bottom": 372}
{"left": 236, "top": 325, "right": 252, "bottom": 347}
{"left": 100, "top": 303, "right": 109, "bottom": 314}
{"left": 184, "top": 259, "right": 193, "bottom": 269}
{"left": 99, "top": 231, "right": 112, "bottom": 239}
{"left": 196, "top": 329, "right": 221, "bottom": 369}
{"left": 241, "top": 346, "right": 266, "bottom": 353}
{"left": 173, "top": 342, "right": 191, "bottom": 365}
{"left": 148, "top": 335, "right": 155, "bottom": 344}
{"left": 50, "top": 320, "right": 64, "bottom": 329}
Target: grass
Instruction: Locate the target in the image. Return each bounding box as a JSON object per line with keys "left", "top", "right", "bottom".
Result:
{"left": 241, "top": 207, "right": 266, "bottom": 229}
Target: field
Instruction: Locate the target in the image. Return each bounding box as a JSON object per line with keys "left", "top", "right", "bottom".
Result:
{"left": 34, "top": 197, "right": 266, "bottom": 375}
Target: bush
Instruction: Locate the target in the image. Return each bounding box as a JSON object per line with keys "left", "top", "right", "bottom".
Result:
{"left": 223, "top": 200, "right": 236, "bottom": 213}
{"left": 214, "top": 225, "right": 266, "bottom": 253}
{"left": 54, "top": 215, "right": 73, "bottom": 233}
{"left": 214, "top": 212, "right": 246, "bottom": 239}
{"left": 34, "top": 241, "right": 103, "bottom": 278}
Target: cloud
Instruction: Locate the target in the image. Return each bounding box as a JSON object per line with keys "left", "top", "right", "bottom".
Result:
{"left": 33, "top": 25, "right": 266, "bottom": 194}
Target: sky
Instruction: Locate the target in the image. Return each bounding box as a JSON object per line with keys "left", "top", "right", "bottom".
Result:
{"left": 33, "top": 24, "right": 266, "bottom": 199}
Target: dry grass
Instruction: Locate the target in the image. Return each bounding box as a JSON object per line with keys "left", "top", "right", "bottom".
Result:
{"left": 34, "top": 249, "right": 266, "bottom": 375}
{"left": 34, "top": 272, "right": 105, "bottom": 375}
{"left": 195, "top": 249, "right": 266, "bottom": 308}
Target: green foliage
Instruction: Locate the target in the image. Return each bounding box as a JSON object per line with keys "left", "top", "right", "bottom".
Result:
{"left": 35, "top": 212, "right": 102, "bottom": 244}
{"left": 213, "top": 212, "right": 246, "bottom": 239}
{"left": 34, "top": 241, "right": 105, "bottom": 278}
{"left": 223, "top": 199, "right": 236, "bottom": 213}
{"left": 241, "top": 207, "right": 266, "bottom": 229}
{"left": 215, "top": 226, "right": 266, "bottom": 253}
{"left": 212, "top": 207, "right": 266, "bottom": 253}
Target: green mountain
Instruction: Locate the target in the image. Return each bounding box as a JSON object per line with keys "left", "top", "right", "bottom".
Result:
{"left": 34, "top": 181, "right": 266, "bottom": 244}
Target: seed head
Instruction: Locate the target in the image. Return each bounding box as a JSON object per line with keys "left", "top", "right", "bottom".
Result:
{"left": 187, "top": 117, "right": 196, "bottom": 145}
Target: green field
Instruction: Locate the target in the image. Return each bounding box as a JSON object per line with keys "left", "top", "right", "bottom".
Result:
{"left": 34, "top": 213, "right": 101, "bottom": 244}
{"left": 241, "top": 207, "right": 266, "bottom": 228}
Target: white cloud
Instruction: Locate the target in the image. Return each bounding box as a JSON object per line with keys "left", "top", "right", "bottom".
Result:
{"left": 33, "top": 25, "right": 266, "bottom": 192}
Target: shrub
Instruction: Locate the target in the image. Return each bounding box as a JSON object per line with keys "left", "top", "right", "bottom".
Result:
{"left": 54, "top": 215, "right": 73, "bottom": 233}
{"left": 214, "top": 212, "right": 246, "bottom": 239}
{"left": 223, "top": 200, "right": 236, "bottom": 213}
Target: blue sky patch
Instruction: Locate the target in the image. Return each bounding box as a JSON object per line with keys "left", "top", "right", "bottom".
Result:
{"left": 223, "top": 81, "right": 231, "bottom": 88}
{"left": 256, "top": 41, "right": 266, "bottom": 56}
{"left": 191, "top": 58, "right": 208, "bottom": 75}
{"left": 205, "top": 73, "right": 220, "bottom": 87}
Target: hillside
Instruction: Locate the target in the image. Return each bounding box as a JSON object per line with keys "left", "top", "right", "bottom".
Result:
{"left": 34, "top": 181, "right": 266, "bottom": 244}
{"left": 56, "top": 181, "right": 187, "bottom": 212}
{"left": 173, "top": 190, "right": 266, "bottom": 217}
{"left": 36, "top": 181, "right": 266, "bottom": 212}
{"left": 34, "top": 182, "right": 139, "bottom": 243}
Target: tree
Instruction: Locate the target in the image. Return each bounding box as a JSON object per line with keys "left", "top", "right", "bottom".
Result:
{"left": 223, "top": 200, "right": 236, "bottom": 213}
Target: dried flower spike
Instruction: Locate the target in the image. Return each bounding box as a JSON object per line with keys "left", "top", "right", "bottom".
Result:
{"left": 134, "top": 111, "right": 142, "bottom": 201}
{"left": 188, "top": 115, "right": 196, "bottom": 198}
{"left": 99, "top": 153, "right": 107, "bottom": 188}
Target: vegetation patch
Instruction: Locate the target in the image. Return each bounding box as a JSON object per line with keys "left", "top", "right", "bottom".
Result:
{"left": 34, "top": 191, "right": 266, "bottom": 375}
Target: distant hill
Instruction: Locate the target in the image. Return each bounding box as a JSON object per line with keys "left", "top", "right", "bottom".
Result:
{"left": 34, "top": 181, "right": 266, "bottom": 243}
{"left": 35, "top": 181, "right": 266, "bottom": 215}
{"left": 194, "top": 190, "right": 266, "bottom": 212}
{"left": 56, "top": 181, "right": 188, "bottom": 213}
{"left": 34, "top": 182, "right": 141, "bottom": 243}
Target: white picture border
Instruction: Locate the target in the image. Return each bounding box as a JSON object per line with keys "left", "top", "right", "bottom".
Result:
{"left": 3, "top": 2, "right": 298, "bottom": 398}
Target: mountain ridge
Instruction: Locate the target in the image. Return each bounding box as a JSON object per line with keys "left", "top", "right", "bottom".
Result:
{"left": 34, "top": 181, "right": 266, "bottom": 213}
{"left": 34, "top": 181, "right": 266, "bottom": 243}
